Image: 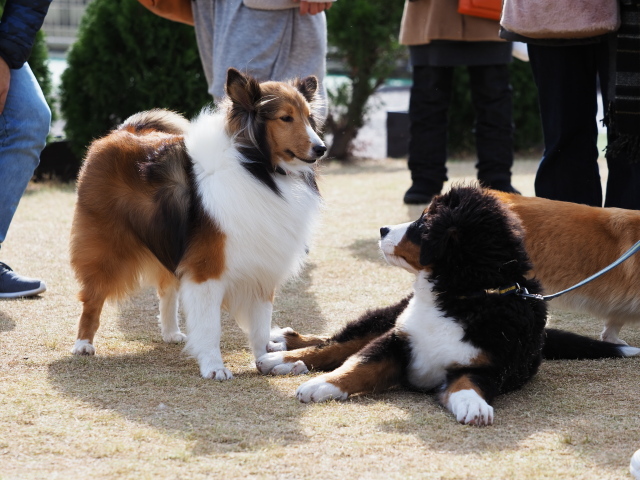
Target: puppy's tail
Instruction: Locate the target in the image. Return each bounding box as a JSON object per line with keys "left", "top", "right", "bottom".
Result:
{"left": 542, "top": 328, "right": 640, "bottom": 360}
{"left": 119, "top": 109, "right": 190, "bottom": 135}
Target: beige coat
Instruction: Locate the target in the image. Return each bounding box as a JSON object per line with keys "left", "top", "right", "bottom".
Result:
{"left": 399, "top": 0, "right": 504, "bottom": 46}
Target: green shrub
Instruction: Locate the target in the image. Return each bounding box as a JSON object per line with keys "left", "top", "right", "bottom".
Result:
{"left": 448, "top": 60, "right": 543, "bottom": 155}
{"left": 29, "top": 30, "right": 55, "bottom": 120}
{"left": 60, "top": 0, "right": 210, "bottom": 158}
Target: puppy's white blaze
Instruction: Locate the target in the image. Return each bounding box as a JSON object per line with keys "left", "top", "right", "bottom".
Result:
{"left": 380, "top": 222, "right": 418, "bottom": 272}
{"left": 398, "top": 275, "right": 482, "bottom": 390}
{"left": 296, "top": 376, "right": 348, "bottom": 403}
{"left": 447, "top": 389, "right": 494, "bottom": 426}
{"left": 71, "top": 339, "right": 95, "bottom": 355}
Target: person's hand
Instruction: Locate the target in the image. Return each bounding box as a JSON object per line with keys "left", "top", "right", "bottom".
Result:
{"left": 0, "top": 57, "right": 10, "bottom": 115}
{"left": 295, "top": 0, "right": 332, "bottom": 15}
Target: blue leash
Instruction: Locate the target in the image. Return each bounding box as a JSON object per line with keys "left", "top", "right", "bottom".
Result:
{"left": 517, "top": 240, "right": 640, "bottom": 301}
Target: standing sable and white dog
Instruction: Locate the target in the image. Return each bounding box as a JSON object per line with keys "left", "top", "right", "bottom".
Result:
{"left": 69, "top": 68, "right": 325, "bottom": 379}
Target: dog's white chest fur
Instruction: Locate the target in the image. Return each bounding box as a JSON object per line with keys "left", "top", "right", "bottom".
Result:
{"left": 185, "top": 113, "right": 321, "bottom": 292}
{"left": 398, "top": 275, "right": 481, "bottom": 390}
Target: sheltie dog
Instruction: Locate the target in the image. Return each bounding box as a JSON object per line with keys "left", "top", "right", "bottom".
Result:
{"left": 256, "top": 186, "right": 640, "bottom": 425}
{"left": 70, "top": 68, "right": 325, "bottom": 380}
{"left": 489, "top": 191, "right": 640, "bottom": 345}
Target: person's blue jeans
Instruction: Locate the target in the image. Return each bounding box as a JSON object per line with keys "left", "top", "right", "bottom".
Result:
{"left": 0, "top": 63, "right": 51, "bottom": 244}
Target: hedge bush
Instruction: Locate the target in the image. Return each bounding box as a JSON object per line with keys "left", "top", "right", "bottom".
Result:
{"left": 59, "top": 0, "right": 210, "bottom": 157}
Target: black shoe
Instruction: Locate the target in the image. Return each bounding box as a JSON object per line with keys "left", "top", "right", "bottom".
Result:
{"left": 481, "top": 181, "right": 521, "bottom": 195}
{"left": 0, "top": 262, "right": 46, "bottom": 299}
{"left": 403, "top": 182, "right": 442, "bottom": 205}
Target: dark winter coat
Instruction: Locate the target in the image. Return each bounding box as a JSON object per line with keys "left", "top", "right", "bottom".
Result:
{"left": 0, "top": 0, "right": 52, "bottom": 69}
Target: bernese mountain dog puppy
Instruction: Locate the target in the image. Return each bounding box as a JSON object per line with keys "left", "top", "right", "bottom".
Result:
{"left": 257, "top": 186, "right": 640, "bottom": 425}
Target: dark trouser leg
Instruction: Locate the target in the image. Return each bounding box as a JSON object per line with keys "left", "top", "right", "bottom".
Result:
{"left": 528, "top": 43, "right": 603, "bottom": 206}
{"left": 406, "top": 65, "right": 453, "bottom": 202}
{"left": 600, "top": 36, "right": 640, "bottom": 209}
{"left": 468, "top": 64, "right": 516, "bottom": 192}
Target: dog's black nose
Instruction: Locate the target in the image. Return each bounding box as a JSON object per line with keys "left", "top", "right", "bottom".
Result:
{"left": 380, "top": 227, "right": 390, "bottom": 238}
{"left": 313, "top": 145, "right": 327, "bottom": 157}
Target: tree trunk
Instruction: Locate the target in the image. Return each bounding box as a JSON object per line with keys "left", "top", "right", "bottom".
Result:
{"left": 328, "top": 124, "right": 359, "bottom": 159}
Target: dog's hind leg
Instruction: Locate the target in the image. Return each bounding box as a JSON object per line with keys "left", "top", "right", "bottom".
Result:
{"left": 156, "top": 270, "right": 185, "bottom": 343}
{"left": 439, "top": 373, "right": 497, "bottom": 426}
{"left": 258, "top": 295, "right": 412, "bottom": 375}
{"left": 267, "top": 327, "right": 329, "bottom": 352}
{"left": 233, "top": 297, "right": 274, "bottom": 360}
{"left": 71, "top": 291, "right": 107, "bottom": 355}
{"left": 601, "top": 318, "right": 628, "bottom": 345}
{"left": 294, "top": 330, "right": 408, "bottom": 402}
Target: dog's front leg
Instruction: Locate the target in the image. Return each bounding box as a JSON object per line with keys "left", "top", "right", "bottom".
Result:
{"left": 439, "top": 372, "right": 497, "bottom": 426}
{"left": 180, "top": 278, "right": 232, "bottom": 380}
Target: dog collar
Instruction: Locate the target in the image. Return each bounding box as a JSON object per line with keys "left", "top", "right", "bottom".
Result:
{"left": 457, "top": 283, "right": 521, "bottom": 300}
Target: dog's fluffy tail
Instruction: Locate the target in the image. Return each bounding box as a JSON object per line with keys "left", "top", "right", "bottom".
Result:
{"left": 543, "top": 328, "right": 640, "bottom": 360}
{"left": 119, "top": 109, "right": 190, "bottom": 135}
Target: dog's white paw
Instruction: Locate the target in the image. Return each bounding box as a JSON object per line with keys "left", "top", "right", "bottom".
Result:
{"left": 201, "top": 366, "right": 234, "bottom": 381}
{"left": 71, "top": 339, "right": 95, "bottom": 356}
{"left": 199, "top": 356, "right": 233, "bottom": 380}
{"left": 267, "top": 327, "right": 295, "bottom": 352}
{"left": 630, "top": 448, "right": 640, "bottom": 479}
{"left": 256, "top": 352, "right": 309, "bottom": 375}
{"left": 447, "top": 389, "right": 494, "bottom": 426}
{"left": 162, "top": 331, "right": 187, "bottom": 343}
{"left": 296, "top": 376, "right": 348, "bottom": 403}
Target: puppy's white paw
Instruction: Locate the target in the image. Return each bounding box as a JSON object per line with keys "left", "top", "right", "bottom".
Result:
{"left": 162, "top": 331, "right": 187, "bottom": 343}
{"left": 256, "top": 352, "right": 309, "bottom": 375}
{"left": 630, "top": 448, "right": 640, "bottom": 479}
{"left": 267, "top": 327, "right": 295, "bottom": 352}
{"left": 447, "top": 389, "right": 494, "bottom": 426}
{"left": 296, "top": 376, "right": 348, "bottom": 403}
{"left": 71, "top": 339, "right": 95, "bottom": 356}
{"left": 271, "top": 360, "right": 309, "bottom": 376}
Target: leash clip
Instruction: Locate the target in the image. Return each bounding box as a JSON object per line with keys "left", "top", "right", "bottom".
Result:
{"left": 514, "top": 283, "right": 545, "bottom": 301}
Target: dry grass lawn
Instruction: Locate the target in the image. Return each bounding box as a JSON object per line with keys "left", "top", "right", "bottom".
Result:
{"left": 1, "top": 156, "right": 639, "bottom": 480}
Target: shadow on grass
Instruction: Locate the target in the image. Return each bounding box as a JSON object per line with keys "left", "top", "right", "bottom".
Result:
{"left": 347, "top": 238, "right": 384, "bottom": 265}
{"left": 47, "top": 262, "right": 326, "bottom": 456}
{"left": 372, "top": 357, "right": 640, "bottom": 464}
{"left": 47, "top": 347, "right": 310, "bottom": 455}
{"left": 0, "top": 310, "right": 16, "bottom": 332}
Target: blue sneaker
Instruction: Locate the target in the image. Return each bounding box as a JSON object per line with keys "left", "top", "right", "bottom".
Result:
{"left": 0, "top": 262, "right": 46, "bottom": 299}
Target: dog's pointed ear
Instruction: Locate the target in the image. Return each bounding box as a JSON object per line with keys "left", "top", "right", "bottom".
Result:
{"left": 225, "top": 68, "right": 262, "bottom": 112}
{"left": 297, "top": 76, "right": 318, "bottom": 103}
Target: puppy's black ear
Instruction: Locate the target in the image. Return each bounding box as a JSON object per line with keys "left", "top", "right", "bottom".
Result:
{"left": 297, "top": 76, "right": 318, "bottom": 103}
{"left": 420, "top": 226, "right": 459, "bottom": 266}
{"left": 226, "top": 68, "right": 262, "bottom": 112}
